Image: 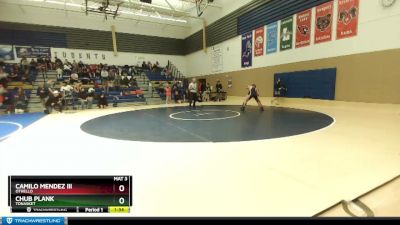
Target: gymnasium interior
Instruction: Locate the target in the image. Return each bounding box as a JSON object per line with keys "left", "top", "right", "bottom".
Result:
{"left": 0, "top": 0, "right": 399, "bottom": 219}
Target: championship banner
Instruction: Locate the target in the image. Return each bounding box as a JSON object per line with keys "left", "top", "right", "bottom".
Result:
{"left": 315, "top": 1, "right": 334, "bottom": 44}
{"left": 296, "top": 9, "right": 312, "bottom": 48}
{"left": 280, "top": 16, "right": 294, "bottom": 51}
{"left": 16, "top": 46, "right": 51, "bottom": 58}
{"left": 266, "top": 22, "right": 278, "bottom": 54}
{"left": 254, "top": 26, "right": 265, "bottom": 57}
{"left": 337, "top": 0, "right": 360, "bottom": 40}
{"left": 241, "top": 32, "right": 253, "bottom": 68}
{"left": 0, "top": 45, "right": 14, "bottom": 60}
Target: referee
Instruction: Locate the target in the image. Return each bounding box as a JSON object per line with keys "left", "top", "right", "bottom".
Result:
{"left": 188, "top": 78, "right": 198, "bottom": 109}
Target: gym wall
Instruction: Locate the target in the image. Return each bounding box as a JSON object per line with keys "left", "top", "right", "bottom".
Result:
{"left": 197, "top": 48, "right": 400, "bottom": 104}
{"left": 188, "top": 0, "right": 400, "bottom": 104}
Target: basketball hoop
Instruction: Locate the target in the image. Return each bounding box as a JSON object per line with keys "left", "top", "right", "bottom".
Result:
{"left": 196, "top": 0, "right": 209, "bottom": 17}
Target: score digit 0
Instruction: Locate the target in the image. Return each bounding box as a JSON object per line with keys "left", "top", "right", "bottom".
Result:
{"left": 119, "top": 197, "right": 125, "bottom": 205}
{"left": 119, "top": 185, "right": 125, "bottom": 192}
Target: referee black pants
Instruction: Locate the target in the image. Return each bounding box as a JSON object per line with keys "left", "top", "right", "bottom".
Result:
{"left": 189, "top": 92, "right": 197, "bottom": 108}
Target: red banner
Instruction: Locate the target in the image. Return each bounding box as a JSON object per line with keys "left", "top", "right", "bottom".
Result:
{"left": 337, "top": 0, "right": 360, "bottom": 40}
{"left": 254, "top": 26, "right": 265, "bottom": 57}
{"left": 315, "top": 1, "right": 334, "bottom": 44}
{"left": 296, "top": 9, "right": 312, "bottom": 48}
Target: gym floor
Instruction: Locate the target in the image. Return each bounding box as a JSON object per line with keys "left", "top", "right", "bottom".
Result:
{"left": 0, "top": 97, "right": 399, "bottom": 216}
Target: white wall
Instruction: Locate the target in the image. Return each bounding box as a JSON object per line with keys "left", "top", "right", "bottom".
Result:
{"left": 186, "top": 0, "right": 400, "bottom": 77}
{"left": 0, "top": 2, "right": 189, "bottom": 39}
{"left": 6, "top": 47, "right": 187, "bottom": 74}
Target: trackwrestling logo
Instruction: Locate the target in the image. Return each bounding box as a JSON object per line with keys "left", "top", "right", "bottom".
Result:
{"left": 2, "top": 217, "right": 64, "bottom": 225}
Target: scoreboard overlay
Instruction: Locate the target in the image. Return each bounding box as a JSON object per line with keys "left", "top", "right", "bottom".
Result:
{"left": 8, "top": 176, "right": 132, "bottom": 213}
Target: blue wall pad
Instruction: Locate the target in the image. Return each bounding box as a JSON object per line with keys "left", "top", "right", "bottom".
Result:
{"left": 274, "top": 68, "right": 337, "bottom": 100}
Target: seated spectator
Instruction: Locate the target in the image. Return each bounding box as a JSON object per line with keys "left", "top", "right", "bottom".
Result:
{"left": 70, "top": 73, "right": 79, "bottom": 84}
{"left": 121, "top": 76, "right": 129, "bottom": 86}
{"left": 60, "top": 82, "right": 73, "bottom": 96}
{"left": 37, "top": 83, "right": 49, "bottom": 109}
{"left": 97, "top": 92, "right": 108, "bottom": 109}
{"left": 161, "top": 68, "right": 166, "bottom": 77}
{"left": 8, "top": 66, "right": 19, "bottom": 81}
{"left": 63, "top": 63, "right": 71, "bottom": 74}
{"left": 141, "top": 61, "right": 147, "bottom": 69}
{"left": 0, "top": 67, "right": 9, "bottom": 87}
{"left": 152, "top": 61, "right": 159, "bottom": 72}
{"left": 20, "top": 57, "right": 29, "bottom": 70}
{"left": 78, "top": 60, "right": 84, "bottom": 68}
{"left": 101, "top": 68, "right": 109, "bottom": 81}
{"left": 54, "top": 57, "right": 63, "bottom": 68}
{"left": 29, "top": 58, "right": 37, "bottom": 71}
{"left": 77, "top": 88, "right": 89, "bottom": 110}
{"left": 15, "top": 87, "right": 27, "bottom": 114}
{"left": 0, "top": 84, "right": 6, "bottom": 108}
{"left": 45, "top": 57, "right": 53, "bottom": 70}
{"left": 4, "top": 87, "right": 18, "bottom": 114}
{"left": 56, "top": 66, "right": 63, "bottom": 80}
{"left": 80, "top": 66, "right": 90, "bottom": 84}
{"left": 72, "top": 60, "right": 78, "bottom": 71}
{"left": 45, "top": 90, "right": 64, "bottom": 114}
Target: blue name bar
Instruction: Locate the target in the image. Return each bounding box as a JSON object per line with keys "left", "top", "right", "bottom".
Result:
{"left": 1, "top": 217, "right": 64, "bottom": 225}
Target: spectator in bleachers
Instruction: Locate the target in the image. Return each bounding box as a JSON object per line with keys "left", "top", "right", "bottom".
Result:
{"left": 141, "top": 61, "right": 147, "bottom": 69}
{"left": 77, "top": 88, "right": 89, "bottom": 110}
{"left": 97, "top": 92, "right": 108, "bottom": 109}
{"left": 36, "top": 83, "right": 49, "bottom": 109}
{"left": 8, "top": 65, "right": 19, "bottom": 81}
{"left": 3, "top": 87, "right": 18, "bottom": 114}
{"left": 37, "top": 57, "right": 47, "bottom": 81}
{"left": 152, "top": 61, "right": 160, "bottom": 72}
{"left": 114, "top": 72, "right": 121, "bottom": 91}
{"left": 78, "top": 60, "right": 84, "bottom": 68}
{"left": 20, "top": 57, "right": 28, "bottom": 65}
{"left": 15, "top": 87, "right": 27, "bottom": 114}
{"left": 54, "top": 57, "right": 63, "bottom": 68}
{"left": 64, "top": 63, "right": 72, "bottom": 75}
{"left": 45, "top": 57, "right": 53, "bottom": 70}
{"left": 45, "top": 90, "right": 64, "bottom": 113}
{"left": 29, "top": 58, "right": 37, "bottom": 70}
{"left": 70, "top": 73, "right": 79, "bottom": 84}
{"left": 0, "top": 67, "right": 9, "bottom": 87}
{"left": 56, "top": 66, "right": 63, "bottom": 80}
{"left": 60, "top": 82, "right": 73, "bottom": 96}
{"left": 80, "top": 66, "right": 90, "bottom": 84}
{"left": 101, "top": 67, "right": 109, "bottom": 81}
{"left": 0, "top": 84, "right": 5, "bottom": 108}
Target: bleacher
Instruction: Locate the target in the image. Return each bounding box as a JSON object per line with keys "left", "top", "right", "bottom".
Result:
{"left": 146, "top": 70, "right": 174, "bottom": 82}
{"left": 93, "top": 87, "right": 146, "bottom": 105}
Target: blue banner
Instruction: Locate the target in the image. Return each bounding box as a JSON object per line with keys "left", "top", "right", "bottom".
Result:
{"left": 15, "top": 46, "right": 51, "bottom": 58}
{"left": 266, "top": 22, "right": 278, "bottom": 54}
{"left": 2, "top": 217, "right": 64, "bottom": 225}
{"left": 241, "top": 32, "right": 253, "bottom": 68}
